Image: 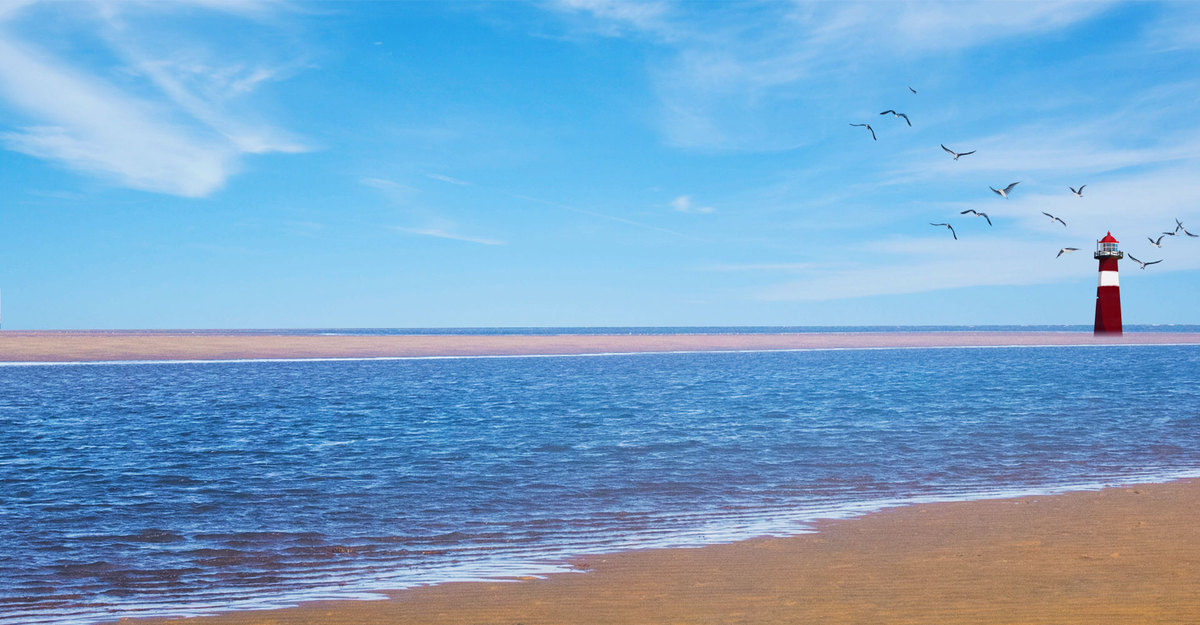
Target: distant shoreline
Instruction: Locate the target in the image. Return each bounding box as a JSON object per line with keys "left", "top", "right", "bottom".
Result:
{"left": 3, "top": 330, "right": 1199, "bottom": 363}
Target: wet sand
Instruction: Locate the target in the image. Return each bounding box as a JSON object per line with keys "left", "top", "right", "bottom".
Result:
{"left": 119, "top": 479, "right": 1200, "bottom": 625}
{"left": 3, "top": 330, "right": 1200, "bottom": 362}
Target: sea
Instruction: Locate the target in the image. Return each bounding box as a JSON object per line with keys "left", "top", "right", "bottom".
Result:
{"left": 2, "top": 327, "right": 1199, "bottom": 624}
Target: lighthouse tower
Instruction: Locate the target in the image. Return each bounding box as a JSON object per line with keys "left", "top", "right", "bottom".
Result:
{"left": 1094, "top": 232, "right": 1123, "bottom": 335}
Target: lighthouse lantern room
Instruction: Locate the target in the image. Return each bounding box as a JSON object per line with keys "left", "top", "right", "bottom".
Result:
{"left": 1093, "top": 232, "right": 1123, "bottom": 335}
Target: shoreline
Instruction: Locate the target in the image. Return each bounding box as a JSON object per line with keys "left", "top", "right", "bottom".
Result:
{"left": 115, "top": 478, "right": 1200, "bottom": 625}
{"left": 4, "top": 330, "right": 1200, "bottom": 363}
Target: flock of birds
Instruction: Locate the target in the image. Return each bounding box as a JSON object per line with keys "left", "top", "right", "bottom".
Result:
{"left": 850, "top": 87, "right": 1194, "bottom": 272}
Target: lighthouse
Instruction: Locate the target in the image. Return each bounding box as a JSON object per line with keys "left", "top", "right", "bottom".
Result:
{"left": 1093, "top": 232, "right": 1123, "bottom": 335}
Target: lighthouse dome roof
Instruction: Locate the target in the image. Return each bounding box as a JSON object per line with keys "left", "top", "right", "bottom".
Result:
{"left": 1100, "top": 231, "right": 1118, "bottom": 243}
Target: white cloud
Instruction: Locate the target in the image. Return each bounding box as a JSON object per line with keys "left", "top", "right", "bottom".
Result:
{"left": 361, "top": 177, "right": 399, "bottom": 189}
{"left": 754, "top": 234, "right": 1200, "bottom": 302}
{"left": 0, "top": 0, "right": 36, "bottom": 21}
{"left": 884, "top": 1, "right": 1116, "bottom": 52}
{"left": 545, "top": 1, "right": 1121, "bottom": 151}
{"left": 883, "top": 117, "right": 1200, "bottom": 188}
{"left": 0, "top": 37, "right": 233, "bottom": 197}
{"left": 702, "top": 262, "right": 815, "bottom": 272}
{"left": 545, "top": 0, "right": 671, "bottom": 37}
{"left": 360, "top": 177, "right": 417, "bottom": 204}
{"left": 427, "top": 173, "right": 471, "bottom": 186}
{"left": 670, "top": 194, "right": 714, "bottom": 214}
{"left": 1123, "top": 3, "right": 1200, "bottom": 52}
{"left": 393, "top": 226, "right": 505, "bottom": 246}
{"left": 128, "top": 59, "right": 306, "bottom": 156}
{"left": 756, "top": 160, "right": 1200, "bottom": 303}
{"left": 0, "top": 0, "right": 306, "bottom": 197}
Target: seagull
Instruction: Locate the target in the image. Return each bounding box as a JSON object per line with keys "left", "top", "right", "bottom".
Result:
{"left": 850, "top": 123, "right": 876, "bottom": 141}
{"left": 1069, "top": 185, "right": 1086, "bottom": 197}
{"left": 1148, "top": 234, "right": 1167, "bottom": 247}
{"left": 960, "top": 209, "right": 992, "bottom": 225}
{"left": 1128, "top": 254, "right": 1162, "bottom": 270}
{"left": 990, "top": 182, "right": 1020, "bottom": 198}
{"left": 941, "top": 144, "right": 975, "bottom": 160}
{"left": 908, "top": 86, "right": 917, "bottom": 94}
{"left": 930, "top": 222, "right": 957, "bottom": 240}
{"left": 1056, "top": 247, "right": 1079, "bottom": 258}
{"left": 1177, "top": 219, "right": 1199, "bottom": 237}
{"left": 880, "top": 110, "right": 911, "bottom": 126}
{"left": 1042, "top": 212, "right": 1067, "bottom": 227}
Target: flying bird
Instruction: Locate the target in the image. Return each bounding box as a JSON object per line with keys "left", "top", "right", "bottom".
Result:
{"left": 1128, "top": 254, "right": 1162, "bottom": 270}
{"left": 1042, "top": 212, "right": 1067, "bottom": 227}
{"left": 941, "top": 144, "right": 975, "bottom": 160}
{"left": 1056, "top": 247, "right": 1079, "bottom": 258}
{"left": 1069, "top": 185, "right": 1086, "bottom": 197}
{"left": 1177, "top": 220, "right": 1199, "bottom": 237}
{"left": 908, "top": 86, "right": 917, "bottom": 94}
{"left": 880, "top": 110, "right": 911, "bottom": 126}
{"left": 1148, "top": 234, "right": 1167, "bottom": 247}
{"left": 930, "top": 222, "right": 957, "bottom": 240}
{"left": 990, "top": 182, "right": 1020, "bottom": 199}
{"left": 850, "top": 123, "right": 876, "bottom": 141}
{"left": 960, "top": 209, "right": 992, "bottom": 225}
{"left": 1183, "top": 226, "right": 1199, "bottom": 238}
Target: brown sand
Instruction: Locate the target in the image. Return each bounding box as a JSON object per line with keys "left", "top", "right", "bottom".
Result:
{"left": 3, "top": 330, "right": 1200, "bottom": 362}
{"left": 119, "top": 479, "right": 1200, "bottom": 625}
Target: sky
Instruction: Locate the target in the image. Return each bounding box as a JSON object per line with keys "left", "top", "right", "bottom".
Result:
{"left": 2, "top": 0, "right": 1199, "bottom": 329}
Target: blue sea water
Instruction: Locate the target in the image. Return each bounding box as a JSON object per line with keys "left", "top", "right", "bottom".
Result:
{"left": 2, "top": 342, "right": 1200, "bottom": 624}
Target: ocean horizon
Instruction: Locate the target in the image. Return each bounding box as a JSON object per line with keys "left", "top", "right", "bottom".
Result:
{"left": 6, "top": 324, "right": 1200, "bottom": 335}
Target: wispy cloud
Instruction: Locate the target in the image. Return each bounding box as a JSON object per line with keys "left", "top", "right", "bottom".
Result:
{"left": 755, "top": 238, "right": 1080, "bottom": 302}
{"left": 702, "top": 262, "right": 815, "bottom": 272}
{"left": 426, "top": 173, "right": 471, "bottom": 186}
{"left": 545, "top": 1, "right": 1119, "bottom": 151}
{"left": 361, "top": 177, "right": 405, "bottom": 190}
{"left": 0, "top": 0, "right": 306, "bottom": 197}
{"left": 756, "top": 160, "right": 1200, "bottom": 302}
{"left": 393, "top": 226, "right": 505, "bottom": 246}
{"left": 879, "top": 2, "right": 1117, "bottom": 52}
{"left": 669, "top": 194, "right": 714, "bottom": 214}
{"left": 122, "top": 57, "right": 307, "bottom": 155}
{"left": 1122, "top": 2, "right": 1200, "bottom": 52}
{"left": 0, "top": 36, "right": 233, "bottom": 197}
{"left": 544, "top": 0, "right": 671, "bottom": 37}
{"left": 881, "top": 114, "right": 1200, "bottom": 188}
{"left": 360, "top": 177, "right": 418, "bottom": 203}
{"left": 0, "top": 0, "right": 36, "bottom": 21}
{"left": 364, "top": 177, "right": 503, "bottom": 246}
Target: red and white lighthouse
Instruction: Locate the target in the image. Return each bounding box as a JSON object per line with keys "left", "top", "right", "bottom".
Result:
{"left": 1094, "top": 232, "right": 1123, "bottom": 335}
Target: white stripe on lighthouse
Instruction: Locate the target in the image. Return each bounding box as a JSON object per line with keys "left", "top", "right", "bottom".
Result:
{"left": 1098, "top": 271, "right": 1119, "bottom": 287}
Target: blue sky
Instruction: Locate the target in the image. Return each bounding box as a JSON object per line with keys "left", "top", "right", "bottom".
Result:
{"left": 2, "top": 0, "right": 1199, "bottom": 329}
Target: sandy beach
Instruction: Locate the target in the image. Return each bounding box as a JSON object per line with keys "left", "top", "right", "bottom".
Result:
{"left": 3, "top": 330, "right": 1200, "bottom": 362}
{"left": 114, "top": 478, "right": 1200, "bottom": 625}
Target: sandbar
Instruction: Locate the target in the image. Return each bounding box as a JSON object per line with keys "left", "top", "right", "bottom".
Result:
{"left": 118, "top": 479, "right": 1200, "bottom": 624}
{"left": 3, "top": 330, "right": 1200, "bottom": 362}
